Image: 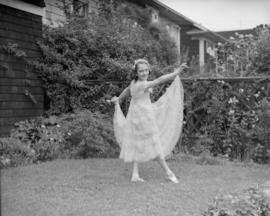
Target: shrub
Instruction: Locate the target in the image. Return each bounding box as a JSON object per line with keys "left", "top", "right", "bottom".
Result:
{"left": 0, "top": 110, "right": 119, "bottom": 168}
{"left": 182, "top": 78, "right": 270, "bottom": 163}
{"left": 203, "top": 187, "right": 270, "bottom": 216}
{"left": 31, "top": 2, "right": 179, "bottom": 115}
{"left": 0, "top": 137, "right": 35, "bottom": 168}
{"left": 215, "top": 24, "right": 270, "bottom": 76}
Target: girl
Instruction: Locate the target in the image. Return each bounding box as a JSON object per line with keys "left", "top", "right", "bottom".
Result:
{"left": 108, "top": 59, "right": 187, "bottom": 183}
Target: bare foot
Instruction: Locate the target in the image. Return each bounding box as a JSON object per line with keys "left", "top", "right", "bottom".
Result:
{"left": 167, "top": 173, "right": 179, "bottom": 184}
{"left": 131, "top": 176, "right": 145, "bottom": 182}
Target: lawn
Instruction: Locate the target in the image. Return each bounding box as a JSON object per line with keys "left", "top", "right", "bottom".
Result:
{"left": 2, "top": 155, "right": 270, "bottom": 216}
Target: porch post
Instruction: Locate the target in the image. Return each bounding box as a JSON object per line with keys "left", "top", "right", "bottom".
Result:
{"left": 199, "top": 38, "right": 205, "bottom": 71}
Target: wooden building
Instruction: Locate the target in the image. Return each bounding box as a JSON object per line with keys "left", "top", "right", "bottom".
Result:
{"left": 43, "top": 0, "right": 227, "bottom": 68}
{"left": 0, "top": 0, "right": 45, "bottom": 137}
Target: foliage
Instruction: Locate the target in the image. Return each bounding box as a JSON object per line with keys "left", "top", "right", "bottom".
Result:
{"left": 0, "top": 137, "right": 35, "bottom": 168}
{"left": 182, "top": 78, "right": 270, "bottom": 163}
{"left": 203, "top": 187, "right": 270, "bottom": 216}
{"left": 215, "top": 24, "right": 270, "bottom": 76}
{"left": 31, "top": 2, "right": 179, "bottom": 115}
{"left": 252, "top": 25, "right": 270, "bottom": 74}
{"left": 0, "top": 110, "right": 119, "bottom": 168}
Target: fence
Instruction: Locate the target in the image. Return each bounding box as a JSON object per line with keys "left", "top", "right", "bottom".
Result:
{"left": 86, "top": 76, "right": 270, "bottom": 162}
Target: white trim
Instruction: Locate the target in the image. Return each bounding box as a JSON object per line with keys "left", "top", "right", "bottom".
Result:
{"left": 199, "top": 38, "right": 205, "bottom": 69}
{"left": 0, "top": 0, "right": 45, "bottom": 17}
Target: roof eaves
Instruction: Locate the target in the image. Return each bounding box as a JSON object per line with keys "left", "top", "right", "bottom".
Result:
{"left": 187, "top": 30, "right": 228, "bottom": 42}
{"left": 149, "top": 0, "right": 206, "bottom": 29}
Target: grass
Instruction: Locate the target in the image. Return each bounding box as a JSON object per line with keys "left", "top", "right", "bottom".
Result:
{"left": 2, "top": 154, "right": 270, "bottom": 216}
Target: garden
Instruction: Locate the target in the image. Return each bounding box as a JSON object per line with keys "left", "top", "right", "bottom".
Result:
{"left": 1, "top": 1, "right": 270, "bottom": 215}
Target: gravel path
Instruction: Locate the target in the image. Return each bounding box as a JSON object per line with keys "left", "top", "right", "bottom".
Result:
{"left": 2, "top": 157, "right": 270, "bottom": 216}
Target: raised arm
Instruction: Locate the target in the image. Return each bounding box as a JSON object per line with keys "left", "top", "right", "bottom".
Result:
{"left": 145, "top": 63, "right": 188, "bottom": 90}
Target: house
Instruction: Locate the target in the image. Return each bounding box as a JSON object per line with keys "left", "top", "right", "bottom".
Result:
{"left": 0, "top": 0, "right": 227, "bottom": 137}
{"left": 43, "top": 0, "right": 227, "bottom": 69}
{"left": 217, "top": 28, "right": 257, "bottom": 40}
{"left": 130, "top": 0, "right": 227, "bottom": 68}
{"left": 0, "top": 0, "right": 45, "bottom": 137}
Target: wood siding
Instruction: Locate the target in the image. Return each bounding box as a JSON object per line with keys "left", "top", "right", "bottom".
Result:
{"left": 0, "top": 4, "right": 44, "bottom": 137}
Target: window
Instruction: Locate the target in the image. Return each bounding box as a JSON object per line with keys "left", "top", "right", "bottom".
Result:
{"left": 73, "top": 0, "right": 89, "bottom": 17}
{"left": 150, "top": 9, "right": 159, "bottom": 22}
{"left": 146, "top": 6, "right": 159, "bottom": 23}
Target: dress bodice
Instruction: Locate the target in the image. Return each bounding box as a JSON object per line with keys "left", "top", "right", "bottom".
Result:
{"left": 130, "top": 80, "right": 151, "bottom": 103}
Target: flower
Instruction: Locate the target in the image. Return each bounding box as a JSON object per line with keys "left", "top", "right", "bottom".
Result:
{"left": 228, "top": 96, "right": 239, "bottom": 104}
{"left": 56, "top": 124, "right": 61, "bottom": 128}
{"left": 217, "top": 80, "right": 225, "bottom": 85}
{"left": 1, "top": 157, "right": 11, "bottom": 166}
{"left": 41, "top": 124, "right": 46, "bottom": 128}
{"left": 217, "top": 42, "right": 223, "bottom": 46}
{"left": 229, "top": 109, "right": 235, "bottom": 115}
{"left": 239, "top": 88, "right": 244, "bottom": 93}
{"left": 67, "top": 132, "right": 71, "bottom": 136}
{"left": 254, "top": 92, "right": 260, "bottom": 98}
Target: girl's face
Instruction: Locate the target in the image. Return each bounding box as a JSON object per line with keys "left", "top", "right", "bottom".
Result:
{"left": 137, "top": 63, "right": 149, "bottom": 81}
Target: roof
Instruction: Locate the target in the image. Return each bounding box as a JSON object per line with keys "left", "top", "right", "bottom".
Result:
{"left": 129, "top": 0, "right": 203, "bottom": 27}
{"left": 134, "top": 0, "right": 227, "bottom": 42}
{"left": 187, "top": 29, "right": 228, "bottom": 43}
{"left": 216, "top": 29, "right": 257, "bottom": 39}
{"left": 21, "top": 0, "right": 45, "bottom": 7}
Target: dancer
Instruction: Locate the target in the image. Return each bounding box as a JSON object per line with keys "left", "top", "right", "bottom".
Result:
{"left": 108, "top": 59, "right": 187, "bottom": 183}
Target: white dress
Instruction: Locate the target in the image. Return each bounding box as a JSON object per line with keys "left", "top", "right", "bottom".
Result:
{"left": 113, "top": 76, "right": 184, "bottom": 162}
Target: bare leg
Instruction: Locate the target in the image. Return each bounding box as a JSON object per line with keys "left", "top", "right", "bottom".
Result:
{"left": 156, "top": 156, "right": 179, "bottom": 183}
{"left": 131, "top": 162, "right": 144, "bottom": 182}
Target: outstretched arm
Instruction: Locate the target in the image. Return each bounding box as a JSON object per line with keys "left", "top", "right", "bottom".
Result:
{"left": 108, "top": 85, "right": 130, "bottom": 104}
{"left": 118, "top": 86, "right": 130, "bottom": 103}
{"left": 145, "top": 63, "right": 188, "bottom": 90}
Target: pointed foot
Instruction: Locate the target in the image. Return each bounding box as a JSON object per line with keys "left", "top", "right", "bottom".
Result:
{"left": 131, "top": 176, "right": 145, "bottom": 182}
{"left": 167, "top": 173, "right": 179, "bottom": 184}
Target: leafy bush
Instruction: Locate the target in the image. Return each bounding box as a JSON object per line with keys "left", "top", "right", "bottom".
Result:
{"left": 0, "top": 110, "right": 119, "bottom": 168}
{"left": 203, "top": 187, "right": 270, "bottom": 216}
{"left": 0, "top": 137, "right": 35, "bottom": 168}
{"left": 215, "top": 24, "right": 270, "bottom": 76}
{"left": 182, "top": 78, "right": 270, "bottom": 163}
{"left": 31, "top": 2, "right": 179, "bottom": 115}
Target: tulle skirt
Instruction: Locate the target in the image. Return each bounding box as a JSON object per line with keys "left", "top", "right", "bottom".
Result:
{"left": 113, "top": 76, "right": 184, "bottom": 162}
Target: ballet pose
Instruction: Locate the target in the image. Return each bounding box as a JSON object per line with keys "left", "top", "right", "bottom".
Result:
{"left": 108, "top": 59, "right": 187, "bottom": 183}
